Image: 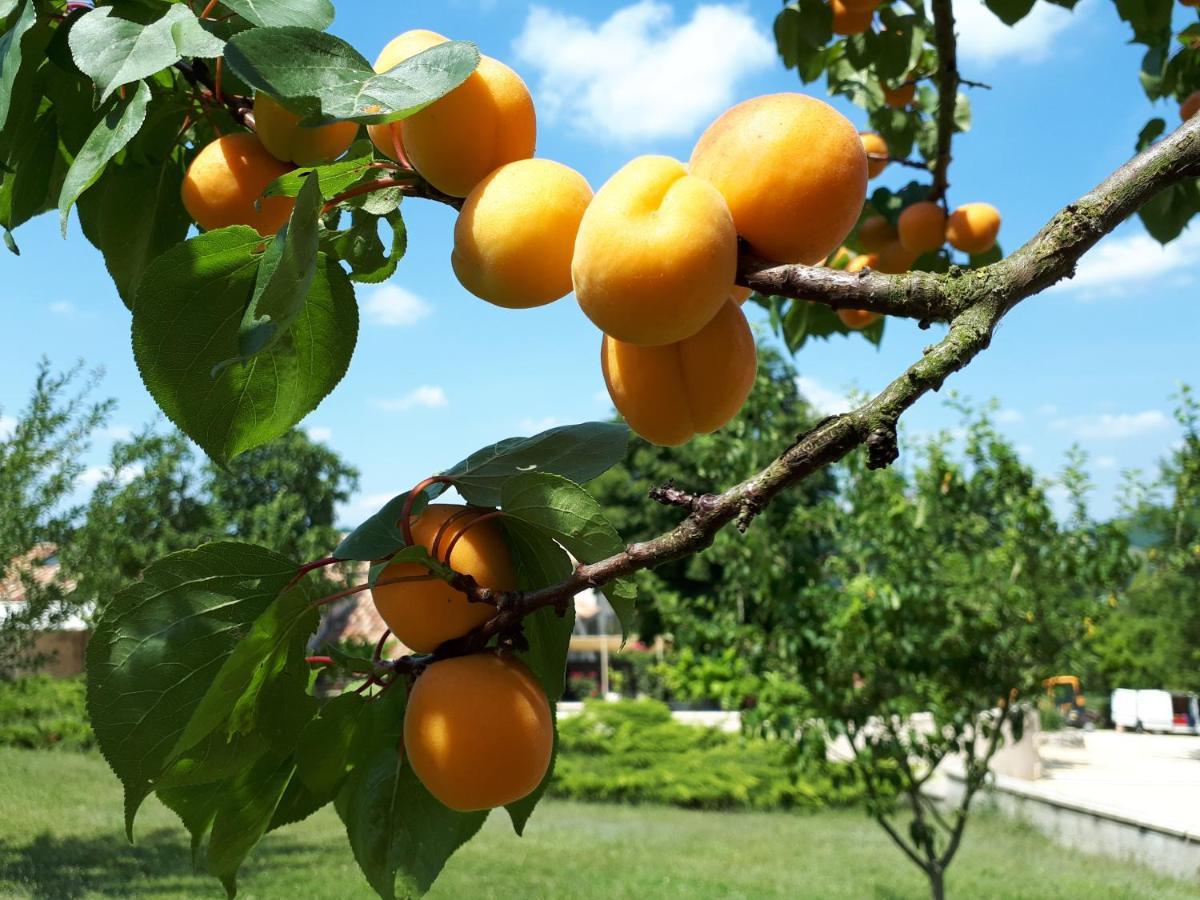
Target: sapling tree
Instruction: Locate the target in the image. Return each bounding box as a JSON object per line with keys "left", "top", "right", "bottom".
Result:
{"left": 0, "top": 0, "right": 1197, "bottom": 896}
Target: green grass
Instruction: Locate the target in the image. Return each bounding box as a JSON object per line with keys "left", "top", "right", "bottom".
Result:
{"left": 0, "top": 748, "right": 1190, "bottom": 900}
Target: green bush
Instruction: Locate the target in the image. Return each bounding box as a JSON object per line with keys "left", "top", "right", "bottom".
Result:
{"left": 0, "top": 675, "right": 94, "bottom": 751}
{"left": 550, "top": 699, "right": 866, "bottom": 811}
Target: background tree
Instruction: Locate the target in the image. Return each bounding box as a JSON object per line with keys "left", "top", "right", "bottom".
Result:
{"left": 0, "top": 362, "right": 111, "bottom": 677}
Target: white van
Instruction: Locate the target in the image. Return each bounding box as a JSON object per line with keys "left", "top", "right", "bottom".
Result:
{"left": 1110, "top": 689, "right": 1200, "bottom": 734}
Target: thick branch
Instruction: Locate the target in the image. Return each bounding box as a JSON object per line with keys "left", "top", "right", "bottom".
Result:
{"left": 929, "top": 0, "right": 960, "bottom": 205}
{"left": 174, "top": 59, "right": 253, "bottom": 128}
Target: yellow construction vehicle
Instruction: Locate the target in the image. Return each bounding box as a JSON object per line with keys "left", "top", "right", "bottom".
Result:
{"left": 1043, "top": 675, "right": 1094, "bottom": 727}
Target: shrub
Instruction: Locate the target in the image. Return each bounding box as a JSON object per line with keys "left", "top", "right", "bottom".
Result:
{"left": 550, "top": 699, "right": 867, "bottom": 811}
{"left": 0, "top": 675, "right": 94, "bottom": 751}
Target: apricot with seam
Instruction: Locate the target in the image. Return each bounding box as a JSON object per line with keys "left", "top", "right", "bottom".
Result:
{"left": 180, "top": 133, "right": 294, "bottom": 236}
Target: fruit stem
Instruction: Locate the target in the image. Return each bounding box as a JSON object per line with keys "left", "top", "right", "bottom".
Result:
{"left": 398, "top": 476, "right": 457, "bottom": 547}
{"left": 199, "top": 0, "right": 219, "bottom": 18}
{"left": 305, "top": 655, "right": 335, "bottom": 666}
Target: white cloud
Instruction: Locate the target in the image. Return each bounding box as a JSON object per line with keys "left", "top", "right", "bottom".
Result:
{"left": 49, "top": 301, "right": 76, "bottom": 317}
{"left": 78, "top": 462, "right": 144, "bottom": 489}
{"left": 1051, "top": 410, "right": 1170, "bottom": 440}
{"left": 99, "top": 424, "right": 133, "bottom": 441}
{"left": 373, "top": 386, "right": 448, "bottom": 412}
{"left": 1036, "top": 404, "right": 1059, "bottom": 417}
{"left": 796, "top": 376, "right": 850, "bottom": 415}
{"left": 995, "top": 408, "right": 1023, "bottom": 425}
{"left": 519, "top": 416, "right": 560, "bottom": 434}
{"left": 955, "top": 0, "right": 1085, "bottom": 67}
{"left": 1095, "top": 455, "right": 1118, "bottom": 470}
{"left": 1048, "top": 227, "right": 1200, "bottom": 299}
{"left": 0, "top": 415, "right": 15, "bottom": 440}
{"left": 306, "top": 426, "right": 333, "bottom": 442}
{"left": 514, "top": 2, "right": 773, "bottom": 141}
{"left": 361, "top": 284, "right": 432, "bottom": 327}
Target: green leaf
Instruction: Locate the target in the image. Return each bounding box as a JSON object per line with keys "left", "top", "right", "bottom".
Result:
{"left": 69, "top": 4, "right": 225, "bottom": 103}
{"left": 234, "top": 173, "right": 323, "bottom": 361}
{"left": 1136, "top": 117, "right": 1167, "bottom": 152}
{"left": 1138, "top": 180, "right": 1200, "bottom": 243}
{"left": 58, "top": 80, "right": 151, "bottom": 235}
{"left": 336, "top": 745, "right": 487, "bottom": 900}
{"left": 224, "top": 28, "right": 479, "bottom": 124}
{"left": 984, "top": 0, "right": 1037, "bottom": 26}
{"left": 218, "top": 0, "right": 334, "bottom": 30}
{"left": 330, "top": 208, "right": 407, "bottom": 283}
{"left": 500, "top": 471, "right": 636, "bottom": 637}
{"left": 208, "top": 752, "right": 296, "bottom": 897}
{"left": 968, "top": 243, "right": 1003, "bottom": 267}
{"left": 441, "top": 421, "right": 631, "bottom": 508}
{"left": 132, "top": 228, "right": 359, "bottom": 464}
{"left": 85, "top": 542, "right": 299, "bottom": 837}
{"left": 296, "top": 684, "right": 405, "bottom": 801}
{"left": 0, "top": 0, "right": 35, "bottom": 131}
{"left": 0, "top": 108, "right": 66, "bottom": 231}
{"left": 1114, "top": 0, "right": 1173, "bottom": 47}
{"left": 77, "top": 157, "right": 193, "bottom": 307}
{"left": 264, "top": 142, "right": 376, "bottom": 198}
{"left": 953, "top": 92, "right": 971, "bottom": 133}
{"left": 334, "top": 491, "right": 430, "bottom": 561}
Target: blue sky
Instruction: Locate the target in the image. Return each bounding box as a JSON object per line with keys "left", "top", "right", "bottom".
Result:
{"left": 1, "top": 0, "right": 1197, "bottom": 527}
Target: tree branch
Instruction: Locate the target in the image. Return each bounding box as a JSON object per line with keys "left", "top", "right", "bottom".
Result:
{"left": 929, "top": 0, "right": 960, "bottom": 205}
{"left": 174, "top": 59, "right": 253, "bottom": 128}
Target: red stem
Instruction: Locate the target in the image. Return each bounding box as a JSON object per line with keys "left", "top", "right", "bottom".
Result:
{"left": 399, "top": 476, "right": 457, "bottom": 546}
{"left": 372, "top": 630, "right": 392, "bottom": 663}
{"left": 440, "top": 510, "right": 505, "bottom": 566}
{"left": 305, "top": 655, "right": 335, "bottom": 666}
{"left": 199, "top": 0, "right": 219, "bottom": 18}
{"left": 320, "top": 176, "right": 420, "bottom": 215}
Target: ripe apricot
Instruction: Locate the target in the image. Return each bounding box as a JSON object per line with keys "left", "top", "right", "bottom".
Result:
{"left": 1182, "top": 91, "right": 1200, "bottom": 121}
{"left": 945, "top": 202, "right": 1001, "bottom": 255}
{"left": 875, "top": 239, "right": 918, "bottom": 274}
{"left": 601, "top": 299, "right": 756, "bottom": 447}
{"left": 180, "top": 133, "right": 294, "bottom": 236}
{"left": 253, "top": 94, "right": 358, "bottom": 166}
{"left": 404, "top": 652, "right": 552, "bottom": 811}
{"left": 371, "top": 504, "right": 515, "bottom": 653}
{"left": 573, "top": 155, "right": 736, "bottom": 346}
{"left": 452, "top": 159, "right": 593, "bottom": 308}
{"left": 838, "top": 308, "right": 879, "bottom": 329}
{"left": 831, "top": 0, "right": 873, "bottom": 35}
{"left": 690, "top": 93, "right": 867, "bottom": 265}
{"left": 897, "top": 201, "right": 946, "bottom": 255}
{"left": 883, "top": 82, "right": 916, "bottom": 108}
{"left": 861, "top": 132, "right": 889, "bottom": 179}
{"left": 731, "top": 285, "right": 752, "bottom": 304}
{"left": 367, "top": 29, "right": 449, "bottom": 164}
{"left": 858, "top": 214, "right": 897, "bottom": 252}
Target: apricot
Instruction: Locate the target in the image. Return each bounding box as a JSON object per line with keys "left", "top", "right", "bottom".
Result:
{"left": 1182, "top": 91, "right": 1200, "bottom": 121}
{"left": 366, "top": 29, "right": 449, "bottom": 164}
{"left": 846, "top": 253, "right": 877, "bottom": 273}
{"left": 858, "top": 214, "right": 897, "bottom": 252}
{"left": 875, "top": 239, "right": 918, "bottom": 274}
{"left": 824, "top": 245, "right": 853, "bottom": 268}
{"left": 573, "top": 155, "right": 736, "bottom": 346}
{"left": 831, "top": 0, "right": 873, "bottom": 35}
{"left": 883, "top": 82, "right": 916, "bottom": 108}
{"left": 860, "top": 132, "right": 889, "bottom": 179}
{"left": 897, "top": 201, "right": 946, "bottom": 255}
{"left": 838, "top": 308, "right": 879, "bottom": 329}
{"left": 371, "top": 504, "right": 515, "bottom": 653}
{"left": 452, "top": 159, "right": 593, "bottom": 308}
{"left": 404, "top": 652, "right": 552, "bottom": 811}
{"left": 601, "top": 299, "right": 756, "bottom": 446}
{"left": 690, "top": 93, "right": 867, "bottom": 265}
{"left": 731, "top": 285, "right": 752, "bottom": 304}
{"left": 253, "top": 94, "right": 358, "bottom": 166}
{"left": 945, "top": 202, "right": 1001, "bottom": 255}
{"left": 180, "top": 133, "right": 295, "bottom": 236}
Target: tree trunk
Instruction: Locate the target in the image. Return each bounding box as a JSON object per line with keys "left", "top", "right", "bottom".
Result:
{"left": 928, "top": 866, "right": 946, "bottom": 900}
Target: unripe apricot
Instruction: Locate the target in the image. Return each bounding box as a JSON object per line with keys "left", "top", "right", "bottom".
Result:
{"left": 404, "top": 652, "right": 552, "bottom": 811}
{"left": 824, "top": 245, "right": 853, "bottom": 268}
{"left": 181, "top": 133, "right": 295, "bottom": 236}
{"left": 690, "top": 93, "right": 868, "bottom": 265}
{"left": 875, "top": 239, "right": 918, "bottom": 274}
{"left": 858, "top": 214, "right": 897, "bottom": 252}
{"left": 367, "top": 29, "right": 449, "bottom": 164}
{"left": 897, "top": 201, "right": 946, "bottom": 255}
{"left": 945, "top": 202, "right": 1001, "bottom": 255}
{"left": 253, "top": 94, "right": 358, "bottom": 166}
{"left": 601, "top": 299, "right": 756, "bottom": 447}
{"left": 846, "top": 253, "right": 877, "bottom": 273}
{"left": 731, "top": 285, "right": 752, "bottom": 304}
{"left": 371, "top": 504, "right": 515, "bottom": 653}
{"left": 452, "top": 159, "right": 593, "bottom": 308}
{"left": 883, "top": 83, "right": 916, "bottom": 108}
{"left": 831, "top": 0, "right": 873, "bottom": 35}
{"left": 861, "top": 132, "right": 889, "bottom": 179}
{"left": 573, "top": 155, "right": 736, "bottom": 346}
{"left": 838, "top": 308, "right": 879, "bottom": 329}
{"left": 1182, "top": 91, "right": 1200, "bottom": 121}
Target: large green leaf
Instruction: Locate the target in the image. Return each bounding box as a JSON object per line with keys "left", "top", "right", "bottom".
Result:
{"left": 219, "top": 0, "right": 334, "bottom": 29}
{"left": 0, "top": 0, "right": 35, "bottom": 130}
{"left": 235, "top": 173, "right": 323, "bottom": 360}
{"left": 441, "top": 421, "right": 631, "bottom": 508}
{"left": 1138, "top": 179, "right": 1200, "bottom": 243}
{"left": 208, "top": 752, "right": 297, "bottom": 897}
{"left": 500, "top": 472, "right": 636, "bottom": 637}
{"left": 329, "top": 208, "right": 408, "bottom": 283}
{"left": 132, "top": 228, "right": 358, "bottom": 464}
{"left": 984, "top": 0, "right": 1036, "bottom": 26}
{"left": 85, "top": 542, "right": 299, "bottom": 836}
{"left": 336, "top": 745, "right": 488, "bottom": 899}
{"left": 223, "top": 27, "right": 479, "bottom": 124}
{"left": 69, "top": 4, "right": 225, "bottom": 103}
{"left": 0, "top": 107, "right": 65, "bottom": 231}
{"left": 77, "top": 157, "right": 193, "bottom": 307}
{"left": 264, "top": 142, "right": 377, "bottom": 199}
{"left": 333, "top": 491, "right": 430, "bottom": 561}
{"left": 58, "top": 80, "right": 151, "bottom": 235}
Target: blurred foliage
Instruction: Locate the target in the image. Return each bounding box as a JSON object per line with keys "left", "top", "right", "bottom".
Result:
{"left": 0, "top": 675, "right": 93, "bottom": 750}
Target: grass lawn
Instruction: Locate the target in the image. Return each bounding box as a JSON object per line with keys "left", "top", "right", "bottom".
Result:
{"left": 0, "top": 748, "right": 1190, "bottom": 900}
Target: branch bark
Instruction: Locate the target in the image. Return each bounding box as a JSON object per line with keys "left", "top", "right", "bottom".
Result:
{"left": 929, "top": 0, "right": 960, "bottom": 205}
{"left": 174, "top": 59, "right": 253, "bottom": 128}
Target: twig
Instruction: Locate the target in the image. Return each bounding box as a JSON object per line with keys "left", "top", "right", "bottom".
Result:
{"left": 929, "top": 0, "right": 960, "bottom": 206}
{"left": 174, "top": 59, "right": 253, "bottom": 128}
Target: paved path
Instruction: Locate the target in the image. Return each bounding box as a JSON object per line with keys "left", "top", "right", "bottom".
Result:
{"left": 1034, "top": 729, "right": 1200, "bottom": 834}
